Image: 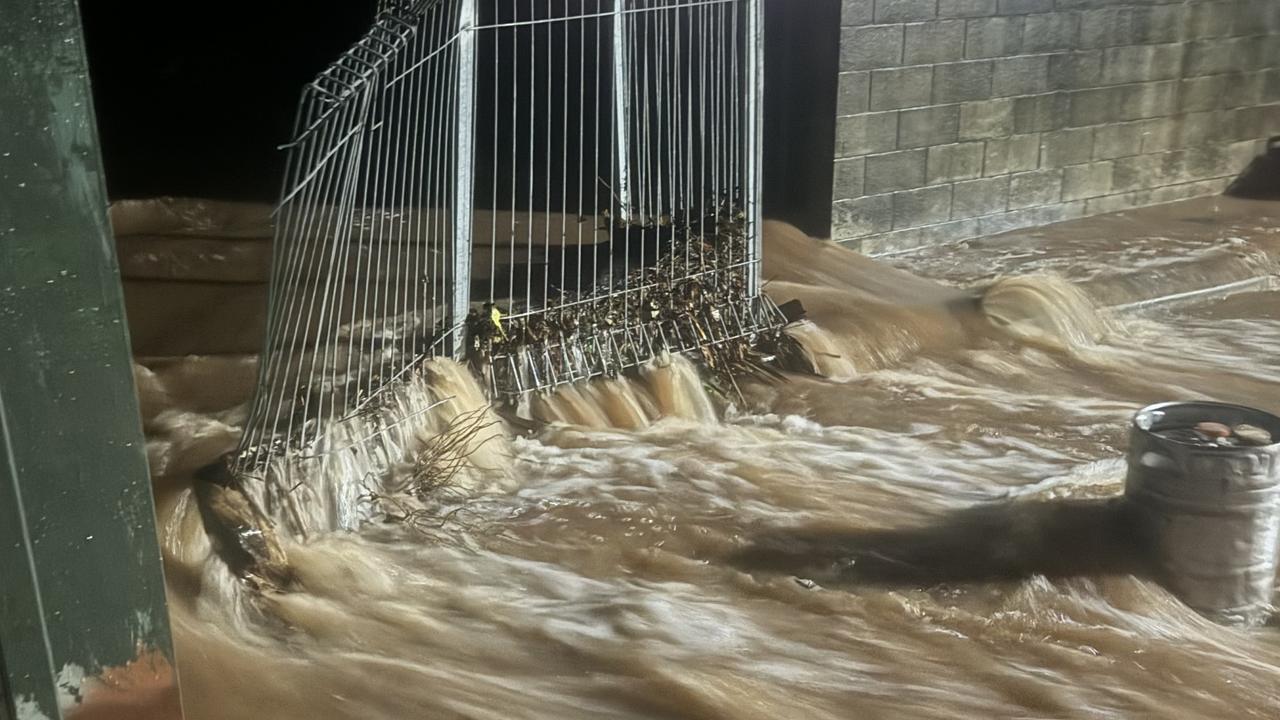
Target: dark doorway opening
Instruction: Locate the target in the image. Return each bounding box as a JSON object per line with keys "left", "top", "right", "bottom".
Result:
{"left": 761, "top": 0, "right": 841, "bottom": 238}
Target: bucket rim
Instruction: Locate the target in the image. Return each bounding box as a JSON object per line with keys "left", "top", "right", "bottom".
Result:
{"left": 1132, "top": 401, "right": 1280, "bottom": 449}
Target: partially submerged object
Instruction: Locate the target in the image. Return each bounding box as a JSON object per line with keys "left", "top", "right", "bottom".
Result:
{"left": 1126, "top": 401, "right": 1280, "bottom": 625}
{"left": 1225, "top": 136, "right": 1280, "bottom": 200}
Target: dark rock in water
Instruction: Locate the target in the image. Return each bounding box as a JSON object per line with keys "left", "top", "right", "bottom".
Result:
{"left": 777, "top": 298, "right": 806, "bottom": 324}
{"left": 1234, "top": 424, "right": 1274, "bottom": 447}
{"left": 1224, "top": 136, "right": 1280, "bottom": 200}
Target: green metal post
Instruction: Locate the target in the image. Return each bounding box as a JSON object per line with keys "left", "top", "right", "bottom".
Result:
{"left": 0, "top": 1, "right": 181, "bottom": 718}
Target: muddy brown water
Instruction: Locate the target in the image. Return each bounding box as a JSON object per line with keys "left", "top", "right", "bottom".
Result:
{"left": 136, "top": 209, "right": 1280, "bottom": 719}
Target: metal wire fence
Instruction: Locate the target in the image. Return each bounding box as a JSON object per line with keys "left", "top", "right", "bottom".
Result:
{"left": 235, "top": 0, "right": 775, "bottom": 472}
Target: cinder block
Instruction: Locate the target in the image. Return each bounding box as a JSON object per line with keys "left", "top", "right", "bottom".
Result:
{"left": 841, "top": 25, "right": 905, "bottom": 71}
{"left": 984, "top": 134, "right": 1041, "bottom": 176}
{"left": 1024, "top": 12, "right": 1080, "bottom": 53}
{"left": 890, "top": 223, "right": 987, "bottom": 252}
{"left": 837, "top": 72, "right": 871, "bottom": 116}
{"left": 976, "top": 211, "right": 1021, "bottom": 236}
{"left": 1163, "top": 145, "right": 1229, "bottom": 184}
{"left": 933, "top": 61, "right": 994, "bottom": 104}
{"left": 952, "top": 175, "right": 1010, "bottom": 218}
{"left": 1099, "top": 44, "right": 1184, "bottom": 86}
{"left": 1116, "top": 81, "right": 1179, "bottom": 121}
{"left": 1139, "top": 116, "right": 1177, "bottom": 154}
{"left": 1178, "top": 75, "right": 1226, "bottom": 113}
{"left": 862, "top": 218, "right": 982, "bottom": 254}
{"left": 998, "top": 0, "right": 1053, "bottom": 13}
{"left": 865, "top": 149, "right": 929, "bottom": 194}
{"left": 1203, "top": 141, "right": 1244, "bottom": 176}
{"left": 904, "top": 21, "right": 967, "bottom": 65}
{"left": 1182, "top": 112, "right": 1228, "bottom": 150}
{"left": 1081, "top": 6, "right": 1184, "bottom": 49}
{"left": 993, "top": 55, "right": 1050, "bottom": 98}
{"left": 1184, "top": 3, "right": 1236, "bottom": 40}
{"left": 964, "top": 17, "right": 1024, "bottom": 59}
{"left": 835, "top": 112, "right": 900, "bottom": 157}
{"left": 1092, "top": 121, "right": 1144, "bottom": 160}
{"left": 832, "top": 157, "right": 866, "bottom": 200}
{"left": 1085, "top": 194, "right": 1135, "bottom": 216}
{"left": 1259, "top": 35, "right": 1280, "bottom": 70}
{"left": 1008, "top": 169, "right": 1065, "bottom": 208}
{"left": 1233, "top": 0, "right": 1280, "bottom": 36}
{"left": 980, "top": 202, "right": 1085, "bottom": 234}
{"left": 1186, "top": 38, "right": 1256, "bottom": 77}
{"left": 1111, "top": 154, "right": 1164, "bottom": 193}
{"left": 1165, "top": 177, "right": 1232, "bottom": 202}
{"left": 1137, "top": 5, "right": 1185, "bottom": 43}
{"left": 1013, "top": 92, "right": 1072, "bottom": 133}
{"left": 1047, "top": 52, "right": 1102, "bottom": 90}
{"left": 938, "top": 0, "right": 997, "bottom": 18}
{"left": 1222, "top": 71, "right": 1268, "bottom": 109}
{"left": 841, "top": 0, "right": 875, "bottom": 26}
{"left": 1062, "top": 161, "right": 1114, "bottom": 200}
{"left": 1040, "top": 127, "right": 1095, "bottom": 168}
{"left": 959, "top": 98, "right": 1015, "bottom": 140}
{"left": 1067, "top": 87, "right": 1121, "bottom": 127}
{"left": 1229, "top": 105, "right": 1280, "bottom": 143}
{"left": 892, "top": 185, "right": 954, "bottom": 228}
{"left": 875, "top": 0, "right": 937, "bottom": 23}
{"left": 927, "top": 142, "right": 986, "bottom": 184}
{"left": 899, "top": 105, "right": 962, "bottom": 148}
{"left": 1267, "top": 70, "right": 1280, "bottom": 103}
{"left": 832, "top": 194, "right": 895, "bottom": 238}
{"left": 870, "top": 67, "right": 934, "bottom": 111}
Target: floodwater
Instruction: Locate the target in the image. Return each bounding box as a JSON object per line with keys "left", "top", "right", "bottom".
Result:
{"left": 137, "top": 206, "right": 1280, "bottom": 719}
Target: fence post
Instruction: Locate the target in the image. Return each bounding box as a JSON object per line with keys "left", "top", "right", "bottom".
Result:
{"left": 745, "top": 0, "right": 764, "bottom": 295}
{"left": 612, "top": 0, "right": 633, "bottom": 221}
{"left": 0, "top": 0, "right": 182, "bottom": 717}
{"left": 453, "top": 0, "right": 478, "bottom": 357}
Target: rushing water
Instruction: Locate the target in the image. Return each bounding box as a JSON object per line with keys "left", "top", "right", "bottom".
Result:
{"left": 138, "top": 216, "right": 1280, "bottom": 719}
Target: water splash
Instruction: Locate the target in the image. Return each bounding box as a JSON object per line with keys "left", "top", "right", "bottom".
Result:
{"left": 529, "top": 354, "right": 718, "bottom": 428}
{"left": 981, "top": 273, "right": 1115, "bottom": 354}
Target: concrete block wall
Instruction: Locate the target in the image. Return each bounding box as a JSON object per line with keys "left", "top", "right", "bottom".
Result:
{"left": 831, "top": 0, "right": 1280, "bottom": 253}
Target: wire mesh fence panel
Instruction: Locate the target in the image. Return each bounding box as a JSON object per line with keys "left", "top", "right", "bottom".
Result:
{"left": 464, "top": 0, "right": 780, "bottom": 403}
{"left": 235, "top": 1, "right": 472, "bottom": 476}
{"left": 235, "top": 0, "right": 778, "bottom": 478}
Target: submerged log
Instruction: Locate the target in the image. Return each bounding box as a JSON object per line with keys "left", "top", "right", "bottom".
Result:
{"left": 193, "top": 458, "right": 293, "bottom": 590}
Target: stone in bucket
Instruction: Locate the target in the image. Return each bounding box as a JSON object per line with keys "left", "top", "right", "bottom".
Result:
{"left": 1125, "top": 401, "right": 1280, "bottom": 625}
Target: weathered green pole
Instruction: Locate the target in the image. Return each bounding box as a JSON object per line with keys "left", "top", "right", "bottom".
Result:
{"left": 0, "top": 1, "right": 182, "bottom": 718}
